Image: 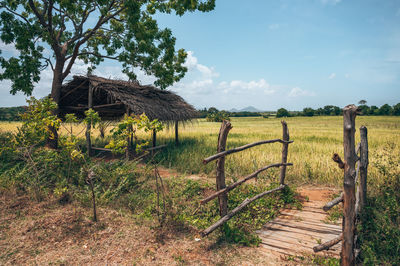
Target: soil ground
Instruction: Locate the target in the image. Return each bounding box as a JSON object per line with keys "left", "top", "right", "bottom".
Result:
{"left": 0, "top": 167, "right": 340, "bottom": 265}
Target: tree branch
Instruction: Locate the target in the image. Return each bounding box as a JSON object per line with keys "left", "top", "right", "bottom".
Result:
{"left": 62, "top": 3, "right": 126, "bottom": 79}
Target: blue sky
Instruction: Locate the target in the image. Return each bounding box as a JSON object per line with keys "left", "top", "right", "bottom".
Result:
{"left": 1, "top": 0, "right": 399, "bottom": 110}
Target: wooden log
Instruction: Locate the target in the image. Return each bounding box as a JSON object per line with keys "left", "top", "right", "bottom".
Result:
{"left": 201, "top": 162, "right": 293, "bottom": 205}
{"left": 175, "top": 121, "right": 179, "bottom": 146}
{"left": 91, "top": 147, "right": 112, "bottom": 152}
{"left": 216, "top": 120, "right": 232, "bottom": 217}
{"left": 332, "top": 153, "right": 345, "bottom": 169}
{"left": 279, "top": 121, "right": 290, "bottom": 185}
{"left": 60, "top": 80, "right": 87, "bottom": 101}
{"left": 313, "top": 234, "right": 343, "bottom": 252}
{"left": 203, "top": 139, "right": 293, "bottom": 165}
{"left": 201, "top": 184, "right": 286, "bottom": 237}
{"left": 152, "top": 129, "right": 157, "bottom": 148}
{"left": 93, "top": 102, "right": 123, "bottom": 109}
{"left": 358, "top": 126, "right": 368, "bottom": 213}
{"left": 86, "top": 85, "right": 93, "bottom": 156}
{"left": 323, "top": 192, "right": 344, "bottom": 212}
{"left": 341, "top": 104, "right": 358, "bottom": 266}
{"left": 145, "top": 144, "right": 167, "bottom": 152}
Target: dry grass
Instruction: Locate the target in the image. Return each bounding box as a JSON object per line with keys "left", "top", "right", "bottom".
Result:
{"left": 0, "top": 191, "right": 288, "bottom": 265}
{"left": 1, "top": 115, "right": 399, "bottom": 187}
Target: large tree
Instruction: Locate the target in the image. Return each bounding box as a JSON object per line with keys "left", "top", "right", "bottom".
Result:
{"left": 0, "top": 0, "right": 215, "bottom": 147}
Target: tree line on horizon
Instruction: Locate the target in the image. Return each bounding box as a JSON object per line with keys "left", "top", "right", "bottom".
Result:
{"left": 276, "top": 102, "right": 400, "bottom": 118}
{"left": 1, "top": 102, "right": 399, "bottom": 121}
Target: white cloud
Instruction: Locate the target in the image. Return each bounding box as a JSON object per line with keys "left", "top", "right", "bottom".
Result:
{"left": 268, "top": 24, "right": 280, "bottom": 30}
{"left": 328, "top": 73, "right": 336, "bottom": 79}
{"left": 183, "top": 51, "right": 219, "bottom": 78}
{"left": 288, "top": 87, "right": 315, "bottom": 97}
{"left": 0, "top": 42, "right": 19, "bottom": 56}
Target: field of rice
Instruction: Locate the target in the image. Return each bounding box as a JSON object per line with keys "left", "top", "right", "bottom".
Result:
{"left": 1, "top": 115, "right": 399, "bottom": 187}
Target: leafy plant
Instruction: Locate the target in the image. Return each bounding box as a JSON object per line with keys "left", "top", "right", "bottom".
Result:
{"left": 106, "top": 113, "right": 163, "bottom": 154}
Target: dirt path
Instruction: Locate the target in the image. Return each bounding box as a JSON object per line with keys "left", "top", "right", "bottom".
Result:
{"left": 257, "top": 187, "right": 342, "bottom": 258}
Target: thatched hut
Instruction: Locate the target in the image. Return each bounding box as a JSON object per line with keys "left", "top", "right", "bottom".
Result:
{"left": 59, "top": 75, "right": 198, "bottom": 154}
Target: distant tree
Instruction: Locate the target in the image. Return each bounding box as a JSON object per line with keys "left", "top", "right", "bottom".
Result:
{"left": 302, "top": 107, "right": 315, "bottom": 117}
{"left": 370, "top": 105, "right": 379, "bottom": 115}
{"left": 393, "top": 103, "right": 400, "bottom": 116}
{"left": 379, "top": 104, "right": 393, "bottom": 115}
{"left": 358, "top": 100, "right": 367, "bottom": 105}
{"left": 315, "top": 108, "right": 324, "bottom": 116}
{"left": 276, "top": 108, "right": 289, "bottom": 118}
{"left": 358, "top": 104, "right": 370, "bottom": 116}
{"left": 208, "top": 107, "right": 219, "bottom": 114}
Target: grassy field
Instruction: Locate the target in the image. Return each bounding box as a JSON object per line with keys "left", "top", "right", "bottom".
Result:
{"left": 1, "top": 115, "right": 398, "bottom": 187}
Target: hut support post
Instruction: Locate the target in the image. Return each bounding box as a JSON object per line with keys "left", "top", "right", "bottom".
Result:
{"left": 175, "top": 121, "right": 179, "bottom": 146}
{"left": 125, "top": 108, "right": 131, "bottom": 160}
{"left": 152, "top": 129, "right": 157, "bottom": 148}
{"left": 358, "top": 126, "right": 368, "bottom": 213}
{"left": 279, "top": 121, "right": 289, "bottom": 185}
{"left": 216, "top": 120, "right": 232, "bottom": 217}
{"left": 341, "top": 105, "right": 358, "bottom": 266}
{"left": 86, "top": 85, "right": 93, "bottom": 156}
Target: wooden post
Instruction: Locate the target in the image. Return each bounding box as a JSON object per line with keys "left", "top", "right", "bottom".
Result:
{"left": 152, "top": 129, "right": 157, "bottom": 148}
{"left": 341, "top": 104, "right": 358, "bottom": 266}
{"left": 216, "top": 120, "right": 232, "bottom": 217}
{"left": 175, "top": 121, "right": 179, "bottom": 146}
{"left": 86, "top": 85, "right": 93, "bottom": 156}
{"left": 279, "top": 121, "right": 289, "bottom": 185}
{"left": 358, "top": 126, "right": 368, "bottom": 212}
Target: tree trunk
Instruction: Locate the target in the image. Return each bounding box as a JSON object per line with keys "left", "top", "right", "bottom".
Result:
{"left": 46, "top": 60, "right": 65, "bottom": 149}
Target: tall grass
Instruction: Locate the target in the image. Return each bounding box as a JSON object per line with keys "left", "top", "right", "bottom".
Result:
{"left": 1, "top": 116, "right": 399, "bottom": 187}
{"left": 150, "top": 116, "right": 399, "bottom": 187}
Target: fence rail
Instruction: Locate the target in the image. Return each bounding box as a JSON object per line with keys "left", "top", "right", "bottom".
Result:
{"left": 200, "top": 120, "right": 293, "bottom": 237}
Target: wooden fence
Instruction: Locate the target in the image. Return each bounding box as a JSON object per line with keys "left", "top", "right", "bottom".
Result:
{"left": 200, "top": 120, "right": 293, "bottom": 237}
{"left": 313, "top": 105, "right": 369, "bottom": 266}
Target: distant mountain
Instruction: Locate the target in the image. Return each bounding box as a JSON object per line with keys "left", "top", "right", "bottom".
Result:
{"left": 229, "top": 106, "right": 261, "bottom": 112}
{"left": 228, "top": 106, "right": 262, "bottom": 112}
{"left": 240, "top": 106, "right": 261, "bottom": 112}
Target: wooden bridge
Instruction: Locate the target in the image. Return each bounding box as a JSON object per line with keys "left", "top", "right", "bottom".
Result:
{"left": 257, "top": 188, "right": 342, "bottom": 257}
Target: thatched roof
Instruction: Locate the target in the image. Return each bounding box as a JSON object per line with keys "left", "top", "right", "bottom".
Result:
{"left": 59, "top": 75, "right": 198, "bottom": 122}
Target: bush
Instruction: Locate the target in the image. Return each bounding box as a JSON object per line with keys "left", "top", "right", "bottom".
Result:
{"left": 206, "top": 111, "right": 230, "bottom": 122}
{"left": 358, "top": 143, "right": 400, "bottom": 265}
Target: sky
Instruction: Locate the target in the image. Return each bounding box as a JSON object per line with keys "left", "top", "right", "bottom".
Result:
{"left": 0, "top": 0, "right": 399, "bottom": 111}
